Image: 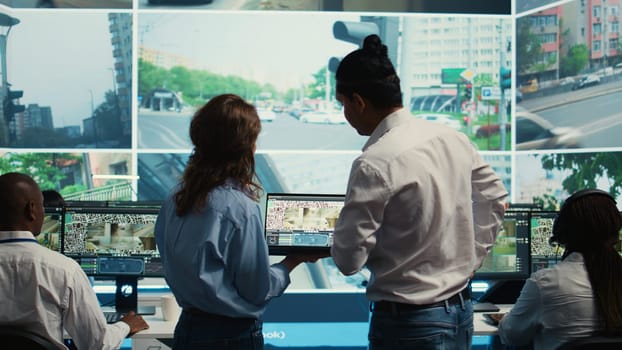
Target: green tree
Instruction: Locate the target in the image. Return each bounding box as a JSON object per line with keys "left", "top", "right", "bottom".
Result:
{"left": 88, "top": 90, "right": 124, "bottom": 146}
{"left": 60, "top": 183, "right": 88, "bottom": 196}
{"left": 516, "top": 18, "right": 544, "bottom": 74}
{"left": 306, "top": 66, "right": 331, "bottom": 100}
{"left": 0, "top": 152, "right": 74, "bottom": 189}
{"left": 534, "top": 152, "right": 622, "bottom": 209}
{"left": 138, "top": 59, "right": 169, "bottom": 96}
{"left": 560, "top": 44, "right": 589, "bottom": 77}
{"left": 17, "top": 128, "right": 72, "bottom": 148}
{"left": 139, "top": 59, "right": 296, "bottom": 108}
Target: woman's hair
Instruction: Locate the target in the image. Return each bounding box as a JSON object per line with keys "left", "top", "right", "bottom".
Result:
{"left": 42, "top": 189, "right": 65, "bottom": 207}
{"left": 174, "top": 94, "right": 262, "bottom": 216}
{"left": 562, "top": 194, "right": 622, "bottom": 333}
{"left": 335, "top": 34, "right": 402, "bottom": 109}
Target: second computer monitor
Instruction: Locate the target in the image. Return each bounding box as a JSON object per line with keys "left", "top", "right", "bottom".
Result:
{"left": 473, "top": 209, "right": 530, "bottom": 280}
{"left": 38, "top": 206, "right": 65, "bottom": 253}
{"left": 530, "top": 211, "right": 563, "bottom": 272}
{"left": 62, "top": 205, "right": 163, "bottom": 278}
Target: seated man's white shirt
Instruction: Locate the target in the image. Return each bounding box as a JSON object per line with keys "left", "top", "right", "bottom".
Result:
{"left": 0, "top": 231, "right": 129, "bottom": 350}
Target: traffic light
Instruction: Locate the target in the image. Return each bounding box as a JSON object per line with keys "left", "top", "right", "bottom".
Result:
{"left": 328, "top": 20, "right": 379, "bottom": 73}
{"left": 3, "top": 89, "right": 25, "bottom": 124}
{"left": 464, "top": 83, "right": 472, "bottom": 101}
{"left": 500, "top": 67, "right": 511, "bottom": 90}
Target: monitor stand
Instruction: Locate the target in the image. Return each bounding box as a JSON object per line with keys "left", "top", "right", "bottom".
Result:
{"left": 115, "top": 276, "right": 155, "bottom": 315}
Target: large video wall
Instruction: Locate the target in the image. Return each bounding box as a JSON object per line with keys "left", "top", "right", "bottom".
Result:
{"left": 1, "top": 0, "right": 622, "bottom": 288}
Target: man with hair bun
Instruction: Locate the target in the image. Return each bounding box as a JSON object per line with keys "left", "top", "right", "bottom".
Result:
{"left": 330, "top": 34, "right": 508, "bottom": 349}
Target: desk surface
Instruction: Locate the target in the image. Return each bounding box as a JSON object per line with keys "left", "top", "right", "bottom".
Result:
{"left": 473, "top": 304, "right": 512, "bottom": 336}
{"left": 133, "top": 308, "right": 177, "bottom": 339}
{"left": 133, "top": 304, "right": 514, "bottom": 339}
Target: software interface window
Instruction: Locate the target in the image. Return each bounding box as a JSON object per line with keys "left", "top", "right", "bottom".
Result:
{"left": 265, "top": 193, "right": 345, "bottom": 252}
{"left": 63, "top": 206, "right": 163, "bottom": 277}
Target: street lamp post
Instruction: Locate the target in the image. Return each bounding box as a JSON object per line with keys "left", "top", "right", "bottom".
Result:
{"left": 0, "top": 12, "right": 19, "bottom": 145}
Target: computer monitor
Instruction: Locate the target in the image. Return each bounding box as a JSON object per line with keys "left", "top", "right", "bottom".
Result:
{"left": 530, "top": 211, "right": 563, "bottom": 273}
{"left": 473, "top": 209, "right": 530, "bottom": 280}
{"left": 264, "top": 193, "right": 345, "bottom": 255}
{"left": 37, "top": 206, "right": 65, "bottom": 252}
{"left": 62, "top": 205, "right": 162, "bottom": 313}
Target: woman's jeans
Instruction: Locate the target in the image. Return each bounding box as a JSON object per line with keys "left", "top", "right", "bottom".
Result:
{"left": 173, "top": 310, "right": 263, "bottom": 350}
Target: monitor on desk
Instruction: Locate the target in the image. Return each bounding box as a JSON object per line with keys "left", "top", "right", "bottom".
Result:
{"left": 471, "top": 209, "right": 531, "bottom": 309}
{"left": 62, "top": 204, "right": 163, "bottom": 314}
{"left": 529, "top": 211, "right": 562, "bottom": 273}
{"left": 473, "top": 209, "right": 531, "bottom": 281}
{"left": 37, "top": 206, "right": 65, "bottom": 252}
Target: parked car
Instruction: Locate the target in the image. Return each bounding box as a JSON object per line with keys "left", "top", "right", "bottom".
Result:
{"left": 571, "top": 74, "right": 600, "bottom": 90}
{"left": 516, "top": 109, "right": 582, "bottom": 150}
{"left": 558, "top": 77, "right": 575, "bottom": 86}
{"left": 475, "top": 124, "right": 511, "bottom": 138}
{"left": 300, "top": 111, "right": 346, "bottom": 124}
{"left": 415, "top": 113, "right": 462, "bottom": 131}
{"left": 34, "top": 0, "right": 131, "bottom": 7}
{"left": 257, "top": 108, "right": 276, "bottom": 123}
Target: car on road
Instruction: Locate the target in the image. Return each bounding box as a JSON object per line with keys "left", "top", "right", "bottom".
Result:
{"left": 415, "top": 113, "right": 462, "bottom": 131}
{"left": 516, "top": 108, "right": 582, "bottom": 150}
{"left": 300, "top": 111, "right": 346, "bottom": 125}
{"left": 147, "top": 0, "right": 212, "bottom": 4}
{"left": 257, "top": 108, "right": 276, "bottom": 123}
{"left": 3, "top": 0, "right": 133, "bottom": 7}
{"left": 558, "top": 76, "right": 575, "bottom": 86}
{"left": 571, "top": 74, "right": 600, "bottom": 90}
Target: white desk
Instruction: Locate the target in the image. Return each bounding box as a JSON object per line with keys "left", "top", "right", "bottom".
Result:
{"left": 473, "top": 304, "right": 512, "bottom": 336}
{"left": 131, "top": 304, "right": 514, "bottom": 349}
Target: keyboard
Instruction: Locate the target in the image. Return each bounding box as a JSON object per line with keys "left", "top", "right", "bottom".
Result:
{"left": 103, "top": 311, "right": 124, "bottom": 324}
{"left": 472, "top": 301, "right": 500, "bottom": 312}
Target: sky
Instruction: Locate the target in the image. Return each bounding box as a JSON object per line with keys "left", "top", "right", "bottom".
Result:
{"left": 139, "top": 11, "right": 362, "bottom": 91}
{"left": 4, "top": 9, "right": 117, "bottom": 128}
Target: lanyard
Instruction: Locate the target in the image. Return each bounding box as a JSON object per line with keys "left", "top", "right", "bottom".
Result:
{"left": 0, "top": 238, "right": 38, "bottom": 244}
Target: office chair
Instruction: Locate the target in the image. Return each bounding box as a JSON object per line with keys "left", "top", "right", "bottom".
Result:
{"left": 557, "top": 334, "right": 622, "bottom": 349}
{"left": 0, "top": 327, "right": 58, "bottom": 350}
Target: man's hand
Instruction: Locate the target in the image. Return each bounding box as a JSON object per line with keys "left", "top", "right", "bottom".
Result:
{"left": 120, "top": 311, "right": 150, "bottom": 337}
{"left": 281, "top": 252, "right": 331, "bottom": 272}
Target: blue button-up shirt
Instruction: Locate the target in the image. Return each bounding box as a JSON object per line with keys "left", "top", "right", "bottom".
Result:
{"left": 155, "top": 182, "right": 290, "bottom": 319}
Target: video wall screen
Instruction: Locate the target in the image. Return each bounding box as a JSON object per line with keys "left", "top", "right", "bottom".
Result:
{"left": 2, "top": 0, "right": 622, "bottom": 289}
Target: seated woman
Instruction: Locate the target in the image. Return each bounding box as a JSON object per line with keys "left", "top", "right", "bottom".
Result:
{"left": 498, "top": 189, "right": 622, "bottom": 349}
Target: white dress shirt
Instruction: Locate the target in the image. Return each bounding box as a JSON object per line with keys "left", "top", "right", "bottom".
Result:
{"left": 498, "top": 252, "right": 600, "bottom": 350}
{"left": 331, "top": 108, "right": 508, "bottom": 304}
{"left": 0, "top": 231, "right": 130, "bottom": 350}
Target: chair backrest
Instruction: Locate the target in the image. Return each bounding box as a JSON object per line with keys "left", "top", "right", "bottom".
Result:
{"left": 0, "top": 327, "right": 58, "bottom": 350}
{"left": 557, "top": 335, "right": 622, "bottom": 350}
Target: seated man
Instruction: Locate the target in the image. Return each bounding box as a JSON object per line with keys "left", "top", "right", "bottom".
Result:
{"left": 0, "top": 172, "right": 149, "bottom": 349}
